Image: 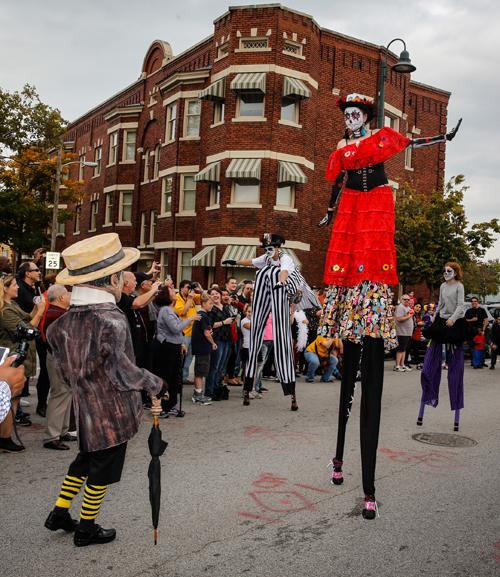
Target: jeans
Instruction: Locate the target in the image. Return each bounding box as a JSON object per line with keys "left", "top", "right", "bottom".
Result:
{"left": 255, "top": 341, "right": 273, "bottom": 391}
{"left": 182, "top": 336, "right": 193, "bottom": 382}
{"left": 218, "top": 341, "right": 233, "bottom": 386}
{"left": 304, "top": 351, "right": 338, "bottom": 382}
{"left": 205, "top": 340, "right": 230, "bottom": 397}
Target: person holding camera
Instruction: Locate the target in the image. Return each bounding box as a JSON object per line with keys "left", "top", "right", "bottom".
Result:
{"left": 174, "top": 280, "right": 204, "bottom": 383}
{"left": 0, "top": 275, "right": 45, "bottom": 452}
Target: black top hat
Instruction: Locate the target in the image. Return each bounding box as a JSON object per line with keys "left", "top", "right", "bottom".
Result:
{"left": 337, "top": 94, "right": 375, "bottom": 122}
{"left": 260, "top": 234, "right": 285, "bottom": 248}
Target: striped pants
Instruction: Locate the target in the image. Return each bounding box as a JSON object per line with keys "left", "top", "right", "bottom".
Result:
{"left": 244, "top": 265, "right": 296, "bottom": 395}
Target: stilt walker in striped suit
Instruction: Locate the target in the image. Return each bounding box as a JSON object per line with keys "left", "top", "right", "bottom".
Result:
{"left": 223, "top": 234, "right": 320, "bottom": 410}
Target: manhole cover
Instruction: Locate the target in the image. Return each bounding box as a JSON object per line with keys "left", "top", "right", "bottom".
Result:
{"left": 412, "top": 432, "right": 477, "bottom": 447}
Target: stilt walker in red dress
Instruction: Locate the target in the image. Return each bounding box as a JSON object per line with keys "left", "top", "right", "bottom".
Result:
{"left": 318, "top": 94, "right": 461, "bottom": 519}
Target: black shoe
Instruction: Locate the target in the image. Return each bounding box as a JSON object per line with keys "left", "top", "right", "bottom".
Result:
{"left": 15, "top": 415, "right": 32, "bottom": 426}
{"left": 36, "top": 404, "right": 47, "bottom": 418}
{"left": 221, "top": 385, "right": 230, "bottom": 400}
{"left": 243, "top": 396, "right": 250, "bottom": 406}
{"left": 0, "top": 437, "right": 26, "bottom": 453}
{"left": 260, "top": 387, "right": 269, "bottom": 393}
{"left": 211, "top": 396, "right": 222, "bottom": 401}
{"left": 362, "top": 495, "right": 378, "bottom": 520}
{"left": 291, "top": 399, "right": 298, "bottom": 411}
{"left": 44, "top": 440, "right": 70, "bottom": 450}
{"left": 45, "top": 511, "right": 78, "bottom": 532}
{"left": 490, "top": 366, "right": 495, "bottom": 370}
{"left": 74, "top": 525, "right": 116, "bottom": 547}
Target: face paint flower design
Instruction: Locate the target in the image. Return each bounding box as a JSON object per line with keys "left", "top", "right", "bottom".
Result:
{"left": 344, "top": 106, "right": 364, "bottom": 132}
{"left": 443, "top": 267, "right": 455, "bottom": 281}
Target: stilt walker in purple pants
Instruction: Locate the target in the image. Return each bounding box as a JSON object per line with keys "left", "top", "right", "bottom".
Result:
{"left": 418, "top": 262, "right": 466, "bottom": 431}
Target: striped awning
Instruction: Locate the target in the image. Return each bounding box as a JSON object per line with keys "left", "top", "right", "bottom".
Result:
{"left": 198, "top": 78, "right": 226, "bottom": 101}
{"left": 280, "top": 248, "right": 303, "bottom": 271}
{"left": 194, "top": 161, "right": 221, "bottom": 183}
{"left": 221, "top": 245, "right": 257, "bottom": 266}
{"left": 282, "top": 76, "right": 311, "bottom": 99}
{"left": 190, "top": 246, "right": 217, "bottom": 267}
{"left": 278, "top": 161, "right": 308, "bottom": 184}
{"left": 225, "top": 158, "right": 262, "bottom": 180}
{"left": 230, "top": 72, "right": 267, "bottom": 93}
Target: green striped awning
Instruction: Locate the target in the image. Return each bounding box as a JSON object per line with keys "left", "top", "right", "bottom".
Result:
{"left": 221, "top": 245, "right": 257, "bottom": 266}
{"left": 282, "top": 76, "right": 311, "bottom": 99}
{"left": 198, "top": 78, "right": 226, "bottom": 101}
{"left": 190, "top": 246, "right": 217, "bottom": 267}
{"left": 194, "top": 161, "right": 221, "bottom": 183}
{"left": 225, "top": 158, "right": 262, "bottom": 180}
{"left": 280, "top": 248, "right": 303, "bottom": 271}
{"left": 230, "top": 72, "right": 267, "bottom": 93}
{"left": 278, "top": 161, "right": 308, "bottom": 184}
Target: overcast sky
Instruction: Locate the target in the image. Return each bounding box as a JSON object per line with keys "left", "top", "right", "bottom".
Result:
{"left": 2, "top": 0, "right": 498, "bottom": 259}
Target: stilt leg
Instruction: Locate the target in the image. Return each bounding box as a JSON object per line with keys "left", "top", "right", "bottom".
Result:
{"left": 454, "top": 409, "right": 460, "bottom": 432}
{"left": 417, "top": 401, "right": 425, "bottom": 426}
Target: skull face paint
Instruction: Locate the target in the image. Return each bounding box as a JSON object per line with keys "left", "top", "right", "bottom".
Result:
{"left": 344, "top": 106, "right": 365, "bottom": 134}
{"left": 265, "top": 245, "right": 276, "bottom": 258}
{"left": 443, "top": 267, "right": 455, "bottom": 281}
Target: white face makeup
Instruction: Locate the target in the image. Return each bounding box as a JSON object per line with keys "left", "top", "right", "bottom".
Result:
{"left": 265, "top": 246, "right": 276, "bottom": 258}
{"left": 344, "top": 106, "right": 365, "bottom": 133}
{"left": 443, "top": 267, "right": 455, "bottom": 281}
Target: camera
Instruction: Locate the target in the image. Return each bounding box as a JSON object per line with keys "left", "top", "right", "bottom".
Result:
{"left": 188, "top": 282, "right": 199, "bottom": 291}
{"left": 8, "top": 324, "right": 42, "bottom": 368}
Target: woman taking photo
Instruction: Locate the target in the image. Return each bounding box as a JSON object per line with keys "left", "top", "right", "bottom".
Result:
{"left": 0, "top": 275, "right": 46, "bottom": 452}
{"left": 152, "top": 283, "right": 200, "bottom": 416}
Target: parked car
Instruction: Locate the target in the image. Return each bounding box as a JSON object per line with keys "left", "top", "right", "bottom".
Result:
{"left": 485, "top": 305, "right": 500, "bottom": 320}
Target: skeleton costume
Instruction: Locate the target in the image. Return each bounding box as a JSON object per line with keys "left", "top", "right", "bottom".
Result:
{"left": 319, "top": 94, "right": 461, "bottom": 518}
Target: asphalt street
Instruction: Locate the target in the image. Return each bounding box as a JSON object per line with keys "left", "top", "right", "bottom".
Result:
{"left": 1, "top": 360, "right": 499, "bottom": 577}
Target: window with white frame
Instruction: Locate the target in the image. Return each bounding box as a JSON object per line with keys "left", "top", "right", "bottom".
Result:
{"left": 79, "top": 155, "right": 85, "bottom": 180}
{"left": 276, "top": 184, "right": 295, "bottom": 208}
{"left": 154, "top": 145, "right": 161, "bottom": 179}
{"left": 237, "top": 91, "right": 265, "bottom": 118}
{"left": 90, "top": 200, "right": 98, "bottom": 230}
{"left": 217, "top": 43, "right": 229, "bottom": 59}
{"left": 214, "top": 100, "right": 225, "bottom": 124}
{"left": 239, "top": 37, "right": 268, "bottom": 51}
{"left": 74, "top": 205, "right": 82, "bottom": 233}
{"left": 210, "top": 183, "right": 220, "bottom": 206}
{"left": 162, "top": 176, "right": 173, "bottom": 214}
{"left": 57, "top": 221, "right": 65, "bottom": 236}
{"left": 104, "top": 192, "right": 113, "bottom": 224}
{"left": 232, "top": 179, "right": 260, "bottom": 204}
{"left": 143, "top": 149, "right": 150, "bottom": 182}
{"left": 283, "top": 40, "right": 303, "bottom": 58}
{"left": 160, "top": 250, "right": 169, "bottom": 281}
{"left": 166, "top": 102, "right": 177, "bottom": 142}
{"left": 149, "top": 210, "right": 157, "bottom": 245}
{"left": 94, "top": 147, "right": 102, "bottom": 177}
{"left": 109, "top": 132, "right": 118, "bottom": 164}
{"left": 405, "top": 132, "right": 413, "bottom": 169}
{"left": 123, "top": 130, "right": 136, "bottom": 161}
{"left": 178, "top": 249, "right": 193, "bottom": 282}
{"left": 180, "top": 175, "right": 196, "bottom": 212}
{"left": 281, "top": 96, "right": 299, "bottom": 123}
{"left": 384, "top": 113, "right": 399, "bottom": 131}
{"left": 140, "top": 211, "right": 147, "bottom": 245}
{"left": 184, "top": 100, "right": 201, "bottom": 137}
{"left": 120, "top": 192, "right": 133, "bottom": 223}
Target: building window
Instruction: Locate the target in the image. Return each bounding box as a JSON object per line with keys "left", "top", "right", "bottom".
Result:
{"left": 180, "top": 175, "right": 196, "bottom": 213}
{"left": 178, "top": 249, "right": 193, "bottom": 282}
{"left": 153, "top": 145, "right": 161, "bottom": 179}
{"left": 232, "top": 179, "right": 260, "bottom": 204}
{"left": 123, "top": 130, "right": 136, "bottom": 161}
{"left": 384, "top": 113, "right": 399, "bottom": 132}
{"left": 283, "top": 40, "right": 303, "bottom": 58}
{"left": 210, "top": 183, "right": 220, "bottom": 206}
{"left": 94, "top": 147, "right": 102, "bottom": 177}
{"left": 143, "top": 148, "right": 150, "bottom": 182}
{"left": 57, "top": 221, "right": 65, "bottom": 236}
{"left": 184, "top": 100, "right": 201, "bottom": 137}
{"left": 104, "top": 193, "right": 113, "bottom": 225}
{"left": 405, "top": 132, "right": 413, "bottom": 169}
{"left": 140, "top": 211, "right": 147, "bottom": 245}
{"left": 109, "top": 132, "right": 118, "bottom": 164}
{"left": 214, "top": 100, "right": 225, "bottom": 124}
{"left": 119, "top": 192, "right": 133, "bottom": 223}
{"left": 162, "top": 176, "right": 173, "bottom": 214}
{"left": 237, "top": 92, "right": 265, "bottom": 118}
{"left": 166, "top": 103, "right": 177, "bottom": 142}
{"left": 79, "top": 155, "right": 85, "bottom": 180}
{"left": 74, "top": 205, "right": 82, "bottom": 233}
{"left": 90, "top": 200, "right": 98, "bottom": 230}
{"left": 160, "top": 250, "right": 169, "bottom": 281}
{"left": 239, "top": 37, "right": 268, "bottom": 51}
{"left": 281, "top": 96, "right": 299, "bottom": 123}
{"left": 149, "top": 210, "right": 157, "bottom": 245}
{"left": 217, "top": 43, "right": 229, "bottom": 59}
{"left": 276, "top": 184, "right": 295, "bottom": 208}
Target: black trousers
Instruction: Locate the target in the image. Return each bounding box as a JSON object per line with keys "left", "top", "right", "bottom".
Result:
{"left": 36, "top": 338, "right": 50, "bottom": 406}
{"left": 67, "top": 442, "right": 128, "bottom": 485}
{"left": 335, "top": 337, "right": 384, "bottom": 496}
{"left": 152, "top": 341, "right": 181, "bottom": 412}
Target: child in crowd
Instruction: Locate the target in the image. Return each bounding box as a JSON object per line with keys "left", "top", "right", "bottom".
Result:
{"left": 192, "top": 293, "right": 217, "bottom": 404}
{"left": 473, "top": 329, "right": 485, "bottom": 369}
{"left": 240, "top": 304, "right": 261, "bottom": 402}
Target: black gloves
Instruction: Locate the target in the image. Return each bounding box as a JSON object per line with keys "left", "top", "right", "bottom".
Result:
{"left": 446, "top": 118, "right": 462, "bottom": 141}
{"left": 222, "top": 259, "right": 237, "bottom": 266}
{"left": 318, "top": 211, "right": 334, "bottom": 227}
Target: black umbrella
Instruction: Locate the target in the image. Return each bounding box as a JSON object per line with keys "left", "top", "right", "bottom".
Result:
{"left": 147, "top": 414, "right": 168, "bottom": 545}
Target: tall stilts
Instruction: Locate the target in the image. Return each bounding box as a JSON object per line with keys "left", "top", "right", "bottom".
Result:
{"left": 417, "top": 401, "right": 425, "bottom": 426}
{"left": 454, "top": 409, "right": 460, "bottom": 432}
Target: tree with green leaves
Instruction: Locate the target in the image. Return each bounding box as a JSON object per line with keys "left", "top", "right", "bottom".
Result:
{"left": 462, "top": 259, "right": 500, "bottom": 303}
{"left": 394, "top": 175, "right": 500, "bottom": 300}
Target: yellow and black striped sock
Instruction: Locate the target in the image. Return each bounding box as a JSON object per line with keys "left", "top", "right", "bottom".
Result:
{"left": 79, "top": 484, "right": 107, "bottom": 523}
{"left": 54, "top": 475, "right": 86, "bottom": 512}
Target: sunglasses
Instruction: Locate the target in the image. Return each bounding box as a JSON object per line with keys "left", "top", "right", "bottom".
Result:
{"left": 402, "top": 298, "right": 410, "bottom": 301}
{"left": 30, "top": 268, "right": 40, "bottom": 272}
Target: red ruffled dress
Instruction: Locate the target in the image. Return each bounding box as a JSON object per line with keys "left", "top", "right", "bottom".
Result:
{"left": 320, "top": 127, "right": 410, "bottom": 347}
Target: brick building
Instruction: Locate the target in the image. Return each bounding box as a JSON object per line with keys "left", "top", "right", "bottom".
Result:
{"left": 57, "top": 3, "right": 450, "bottom": 289}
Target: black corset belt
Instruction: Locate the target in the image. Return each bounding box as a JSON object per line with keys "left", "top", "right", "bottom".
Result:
{"left": 345, "top": 163, "right": 388, "bottom": 192}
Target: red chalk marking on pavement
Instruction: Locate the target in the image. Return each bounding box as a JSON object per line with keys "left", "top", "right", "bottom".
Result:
{"left": 252, "top": 473, "right": 287, "bottom": 488}
{"left": 237, "top": 512, "right": 283, "bottom": 523}
{"left": 294, "top": 483, "right": 330, "bottom": 494}
{"left": 379, "top": 448, "right": 467, "bottom": 469}
{"left": 249, "top": 491, "right": 317, "bottom": 512}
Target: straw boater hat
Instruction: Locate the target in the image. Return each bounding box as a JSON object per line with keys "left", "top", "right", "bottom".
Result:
{"left": 337, "top": 93, "right": 375, "bottom": 122}
{"left": 56, "top": 233, "right": 140, "bottom": 286}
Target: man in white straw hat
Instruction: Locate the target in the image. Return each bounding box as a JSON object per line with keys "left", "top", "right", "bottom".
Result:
{"left": 43, "top": 233, "right": 167, "bottom": 547}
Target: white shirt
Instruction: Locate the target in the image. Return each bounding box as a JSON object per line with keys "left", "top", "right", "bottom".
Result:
{"left": 252, "top": 253, "right": 295, "bottom": 273}
{"left": 241, "top": 317, "right": 251, "bottom": 349}
{"left": 70, "top": 286, "right": 117, "bottom": 306}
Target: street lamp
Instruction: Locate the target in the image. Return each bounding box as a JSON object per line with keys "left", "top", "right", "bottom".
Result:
{"left": 50, "top": 148, "right": 97, "bottom": 252}
{"left": 378, "top": 38, "right": 417, "bottom": 128}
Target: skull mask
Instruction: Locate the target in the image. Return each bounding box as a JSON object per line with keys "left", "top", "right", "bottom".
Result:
{"left": 344, "top": 106, "right": 365, "bottom": 135}
{"left": 443, "top": 267, "right": 455, "bottom": 281}
{"left": 265, "top": 245, "right": 276, "bottom": 258}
